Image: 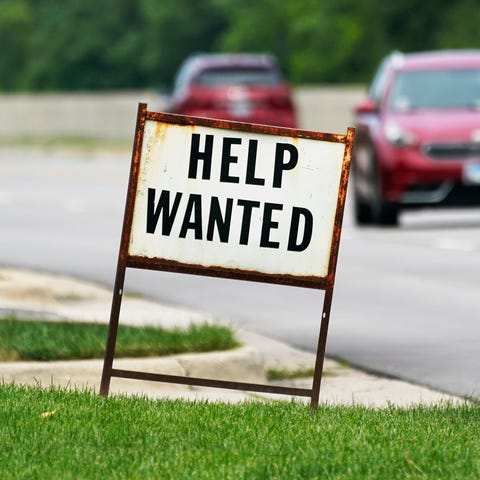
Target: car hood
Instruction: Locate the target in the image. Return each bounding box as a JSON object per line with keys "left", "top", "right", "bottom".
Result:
{"left": 388, "top": 110, "right": 480, "bottom": 143}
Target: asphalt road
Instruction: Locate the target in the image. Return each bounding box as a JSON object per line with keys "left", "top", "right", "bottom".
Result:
{"left": 1, "top": 147, "right": 479, "bottom": 398}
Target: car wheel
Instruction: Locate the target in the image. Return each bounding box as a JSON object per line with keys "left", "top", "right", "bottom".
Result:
{"left": 371, "top": 178, "right": 400, "bottom": 226}
{"left": 352, "top": 145, "right": 376, "bottom": 226}
{"left": 374, "top": 201, "right": 400, "bottom": 226}
{"left": 353, "top": 192, "right": 374, "bottom": 225}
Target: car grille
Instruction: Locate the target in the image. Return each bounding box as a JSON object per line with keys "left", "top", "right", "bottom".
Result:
{"left": 422, "top": 142, "right": 480, "bottom": 160}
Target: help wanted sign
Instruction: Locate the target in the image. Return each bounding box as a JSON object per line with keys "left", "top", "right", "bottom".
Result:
{"left": 128, "top": 115, "right": 350, "bottom": 280}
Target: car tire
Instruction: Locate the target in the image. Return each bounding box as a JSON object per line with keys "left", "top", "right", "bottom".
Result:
{"left": 352, "top": 145, "right": 376, "bottom": 226}
{"left": 370, "top": 167, "right": 400, "bottom": 227}
{"left": 374, "top": 201, "right": 400, "bottom": 226}
{"left": 352, "top": 144, "right": 400, "bottom": 226}
{"left": 353, "top": 192, "right": 374, "bottom": 225}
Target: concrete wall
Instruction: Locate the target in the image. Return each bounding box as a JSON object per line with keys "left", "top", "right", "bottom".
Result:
{"left": 294, "top": 86, "right": 365, "bottom": 133}
{"left": 0, "top": 86, "right": 366, "bottom": 141}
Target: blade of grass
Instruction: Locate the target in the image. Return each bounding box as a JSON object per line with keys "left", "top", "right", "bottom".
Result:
{"left": 0, "top": 385, "right": 478, "bottom": 480}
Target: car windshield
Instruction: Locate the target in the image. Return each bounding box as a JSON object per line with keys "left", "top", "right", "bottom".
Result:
{"left": 193, "top": 67, "right": 281, "bottom": 87}
{"left": 389, "top": 69, "right": 480, "bottom": 111}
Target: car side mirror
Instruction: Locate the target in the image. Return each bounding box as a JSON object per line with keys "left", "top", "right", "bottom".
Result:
{"left": 355, "top": 99, "right": 379, "bottom": 115}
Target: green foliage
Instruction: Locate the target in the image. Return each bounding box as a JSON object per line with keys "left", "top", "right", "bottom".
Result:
{"left": 20, "top": 0, "right": 149, "bottom": 90}
{"left": 0, "top": 0, "right": 34, "bottom": 89}
{"left": 1, "top": 385, "right": 479, "bottom": 479}
{"left": 0, "top": 317, "right": 240, "bottom": 361}
{"left": 435, "top": 0, "right": 480, "bottom": 49}
{"left": 0, "top": 0, "right": 479, "bottom": 91}
{"left": 138, "top": 0, "right": 227, "bottom": 87}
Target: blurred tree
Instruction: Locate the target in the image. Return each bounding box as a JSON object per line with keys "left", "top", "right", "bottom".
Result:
{"left": 0, "top": 0, "right": 478, "bottom": 91}
{"left": 380, "top": 0, "right": 451, "bottom": 52}
{"left": 213, "top": 0, "right": 388, "bottom": 83}
{"left": 212, "top": 0, "right": 291, "bottom": 71}
{"left": 284, "top": 0, "right": 372, "bottom": 83}
{"left": 0, "top": 0, "right": 33, "bottom": 89}
{"left": 16, "top": 0, "right": 228, "bottom": 90}
{"left": 435, "top": 0, "right": 480, "bottom": 49}
{"left": 21, "top": 0, "right": 144, "bottom": 90}
{"left": 137, "top": 0, "right": 228, "bottom": 89}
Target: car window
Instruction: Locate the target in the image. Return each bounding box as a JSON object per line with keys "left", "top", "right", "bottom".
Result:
{"left": 172, "top": 63, "right": 192, "bottom": 93}
{"left": 193, "top": 68, "right": 282, "bottom": 87}
{"left": 369, "top": 63, "right": 389, "bottom": 104}
{"left": 368, "top": 52, "right": 405, "bottom": 105}
{"left": 389, "top": 69, "right": 480, "bottom": 111}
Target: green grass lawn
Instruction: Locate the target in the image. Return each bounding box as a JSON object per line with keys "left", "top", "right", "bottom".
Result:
{"left": 1, "top": 384, "right": 478, "bottom": 479}
{"left": 0, "top": 316, "right": 239, "bottom": 361}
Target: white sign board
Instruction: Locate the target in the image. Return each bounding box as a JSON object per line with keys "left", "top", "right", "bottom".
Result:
{"left": 128, "top": 119, "right": 348, "bottom": 280}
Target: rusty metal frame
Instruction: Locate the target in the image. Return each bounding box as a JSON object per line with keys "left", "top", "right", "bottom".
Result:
{"left": 100, "top": 103, "right": 354, "bottom": 410}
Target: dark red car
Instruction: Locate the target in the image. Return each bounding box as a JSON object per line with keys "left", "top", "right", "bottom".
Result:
{"left": 352, "top": 50, "right": 480, "bottom": 226}
{"left": 166, "top": 53, "right": 297, "bottom": 128}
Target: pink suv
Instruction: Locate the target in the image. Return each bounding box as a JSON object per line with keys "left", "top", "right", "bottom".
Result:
{"left": 353, "top": 50, "right": 480, "bottom": 226}
{"left": 166, "top": 53, "right": 297, "bottom": 128}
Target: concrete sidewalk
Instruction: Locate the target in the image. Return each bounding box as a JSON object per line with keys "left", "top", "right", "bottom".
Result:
{"left": 0, "top": 267, "right": 463, "bottom": 407}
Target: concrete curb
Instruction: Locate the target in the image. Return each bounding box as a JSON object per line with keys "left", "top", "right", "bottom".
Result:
{"left": 0, "top": 266, "right": 465, "bottom": 406}
{"left": 0, "top": 346, "right": 264, "bottom": 402}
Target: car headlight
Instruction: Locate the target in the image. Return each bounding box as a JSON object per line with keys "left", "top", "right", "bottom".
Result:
{"left": 384, "top": 121, "right": 417, "bottom": 147}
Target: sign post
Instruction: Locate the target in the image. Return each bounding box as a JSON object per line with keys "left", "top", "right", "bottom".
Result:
{"left": 100, "top": 103, "right": 354, "bottom": 410}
